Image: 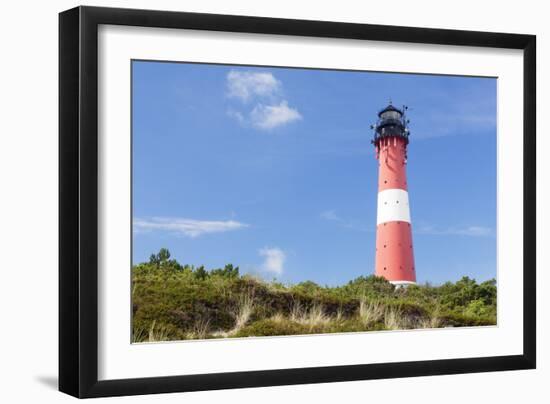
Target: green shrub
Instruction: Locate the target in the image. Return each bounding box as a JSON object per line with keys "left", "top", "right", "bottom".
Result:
{"left": 132, "top": 249, "right": 497, "bottom": 341}
{"left": 235, "top": 319, "right": 311, "bottom": 337}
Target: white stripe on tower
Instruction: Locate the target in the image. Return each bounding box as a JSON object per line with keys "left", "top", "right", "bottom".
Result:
{"left": 376, "top": 188, "right": 411, "bottom": 225}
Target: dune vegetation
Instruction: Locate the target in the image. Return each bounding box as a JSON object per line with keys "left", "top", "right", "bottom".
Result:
{"left": 132, "top": 249, "right": 497, "bottom": 343}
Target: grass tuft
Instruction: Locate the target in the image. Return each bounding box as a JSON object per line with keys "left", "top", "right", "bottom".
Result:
{"left": 148, "top": 320, "right": 170, "bottom": 342}
{"left": 358, "top": 299, "right": 385, "bottom": 326}
{"left": 186, "top": 318, "right": 211, "bottom": 340}
{"left": 384, "top": 307, "right": 407, "bottom": 330}
{"left": 228, "top": 293, "right": 255, "bottom": 336}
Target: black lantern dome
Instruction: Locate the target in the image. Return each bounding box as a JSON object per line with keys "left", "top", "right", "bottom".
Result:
{"left": 372, "top": 103, "right": 410, "bottom": 145}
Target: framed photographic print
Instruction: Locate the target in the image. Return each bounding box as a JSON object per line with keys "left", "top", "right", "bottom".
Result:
{"left": 59, "top": 6, "right": 536, "bottom": 398}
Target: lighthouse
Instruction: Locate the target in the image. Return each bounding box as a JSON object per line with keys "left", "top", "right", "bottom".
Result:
{"left": 372, "top": 103, "right": 416, "bottom": 286}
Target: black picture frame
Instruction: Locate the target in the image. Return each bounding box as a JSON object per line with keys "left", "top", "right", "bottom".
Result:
{"left": 59, "top": 5, "right": 536, "bottom": 398}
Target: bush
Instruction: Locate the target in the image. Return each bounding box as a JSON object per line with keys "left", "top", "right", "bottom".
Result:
{"left": 235, "top": 319, "right": 312, "bottom": 337}
{"left": 131, "top": 249, "right": 497, "bottom": 342}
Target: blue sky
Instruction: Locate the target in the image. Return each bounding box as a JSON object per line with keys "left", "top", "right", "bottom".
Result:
{"left": 132, "top": 61, "right": 497, "bottom": 285}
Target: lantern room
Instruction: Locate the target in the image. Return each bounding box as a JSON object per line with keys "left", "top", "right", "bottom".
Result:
{"left": 372, "top": 103, "right": 410, "bottom": 145}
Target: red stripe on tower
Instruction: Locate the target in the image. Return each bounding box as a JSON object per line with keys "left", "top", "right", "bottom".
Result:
{"left": 372, "top": 103, "right": 416, "bottom": 287}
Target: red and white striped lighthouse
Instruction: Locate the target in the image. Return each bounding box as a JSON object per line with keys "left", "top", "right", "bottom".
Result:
{"left": 372, "top": 103, "right": 416, "bottom": 286}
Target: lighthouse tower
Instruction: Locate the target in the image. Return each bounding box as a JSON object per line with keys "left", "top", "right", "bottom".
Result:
{"left": 372, "top": 103, "right": 416, "bottom": 286}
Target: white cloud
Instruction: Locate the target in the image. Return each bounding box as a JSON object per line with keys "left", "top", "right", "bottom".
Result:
{"left": 250, "top": 101, "right": 302, "bottom": 130}
{"left": 452, "top": 226, "right": 493, "bottom": 237}
{"left": 258, "top": 247, "right": 286, "bottom": 275}
{"left": 226, "top": 70, "right": 302, "bottom": 131}
{"left": 226, "top": 109, "right": 245, "bottom": 124}
{"left": 320, "top": 210, "right": 340, "bottom": 221}
{"left": 416, "top": 224, "right": 492, "bottom": 237}
{"left": 226, "top": 70, "right": 280, "bottom": 102}
{"left": 134, "top": 217, "right": 248, "bottom": 238}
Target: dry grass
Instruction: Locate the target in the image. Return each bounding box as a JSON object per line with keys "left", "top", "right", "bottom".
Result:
{"left": 147, "top": 320, "right": 170, "bottom": 342}
{"left": 270, "top": 312, "right": 286, "bottom": 323}
{"left": 289, "top": 302, "right": 304, "bottom": 323}
{"left": 335, "top": 307, "right": 344, "bottom": 323}
{"left": 227, "top": 293, "right": 255, "bottom": 336}
{"left": 308, "top": 305, "right": 331, "bottom": 328}
{"left": 185, "top": 318, "right": 211, "bottom": 340}
{"left": 289, "top": 303, "right": 331, "bottom": 330}
{"left": 274, "top": 304, "right": 342, "bottom": 331}
{"left": 358, "top": 299, "right": 385, "bottom": 326}
{"left": 383, "top": 307, "right": 407, "bottom": 330}
{"left": 418, "top": 306, "right": 441, "bottom": 329}
{"left": 418, "top": 316, "right": 441, "bottom": 329}
{"left": 211, "top": 293, "right": 256, "bottom": 338}
{"left": 132, "top": 327, "right": 147, "bottom": 343}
